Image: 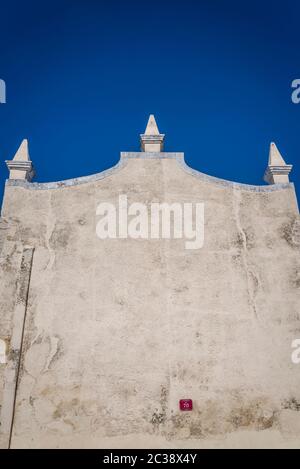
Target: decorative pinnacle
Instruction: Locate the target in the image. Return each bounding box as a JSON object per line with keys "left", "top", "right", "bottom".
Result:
{"left": 264, "top": 142, "right": 292, "bottom": 185}
{"left": 6, "top": 139, "right": 35, "bottom": 181}
{"left": 140, "top": 115, "right": 165, "bottom": 152}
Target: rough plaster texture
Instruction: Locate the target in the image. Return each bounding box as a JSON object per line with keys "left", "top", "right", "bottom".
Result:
{"left": 0, "top": 152, "right": 300, "bottom": 448}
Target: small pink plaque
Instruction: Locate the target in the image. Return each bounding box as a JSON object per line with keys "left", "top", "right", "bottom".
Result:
{"left": 179, "top": 399, "right": 193, "bottom": 411}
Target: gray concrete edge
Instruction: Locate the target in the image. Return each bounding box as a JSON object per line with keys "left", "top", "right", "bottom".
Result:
{"left": 5, "top": 152, "right": 295, "bottom": 193}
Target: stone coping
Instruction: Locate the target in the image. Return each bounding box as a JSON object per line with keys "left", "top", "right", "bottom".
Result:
{"left": 5, "top": 152, "right": 293, "bottom": 193}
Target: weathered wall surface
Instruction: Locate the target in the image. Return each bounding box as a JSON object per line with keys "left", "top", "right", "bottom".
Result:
{"left": 0, "top": 154, "right": 299, "bottom": 448}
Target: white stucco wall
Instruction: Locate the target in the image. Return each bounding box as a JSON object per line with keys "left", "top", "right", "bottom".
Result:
{"left": 0, "top": 153, "right": 299, "bottom": 448}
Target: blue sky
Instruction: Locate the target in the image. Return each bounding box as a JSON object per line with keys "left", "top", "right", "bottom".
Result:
{"left": 0, "top": 0, "right": 299, "bottom": 206}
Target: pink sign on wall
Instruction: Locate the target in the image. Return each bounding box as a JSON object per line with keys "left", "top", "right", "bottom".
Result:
{"left": 179, "top": 399, "right": 193, "bottom": 411}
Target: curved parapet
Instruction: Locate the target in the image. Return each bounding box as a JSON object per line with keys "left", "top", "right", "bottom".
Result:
{"left": 6, "top": 115, "right": 292, "bottom": 197}
{"left": 5, "top": 150, "right": 295, "bottom": 194}
{"left": 3, "top": 115, "right": 295, "bottom": 196}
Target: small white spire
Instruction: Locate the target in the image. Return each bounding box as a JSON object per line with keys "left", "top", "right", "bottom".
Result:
{"left": 144, "top": 115, "right": 160, "bottom": 135}
{"left": 6, "top": 139, "right": 35, "bottom": 181}
{"left": 268, "top": 142, "right": 286, "bottom": 166}
{"left": 12, "top": 139, "right": 30, "bottom": 162}
{"left": 264, "top": 142, "right": 292, "bottom": 184}
{"left": 140, "top": 114, "right": 165, "bottom": 152}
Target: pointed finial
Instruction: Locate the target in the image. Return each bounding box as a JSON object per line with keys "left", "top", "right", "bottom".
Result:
{"left": 140, "top": 114, "right": 165, "bottom": 152}
{"left": 6, "top": 139, "right": 35, "bottom": 181}
{"left": 264, "top": 142, "right": 292, "bottom": 184}
{"left": 268, "top": 142, "right": 287, "bottom": 166}
{"left": 145, "top": 115, "right": 160, "bottom": 135}
{"left": 13, "top": 139, "right": 30, "bottom": 162}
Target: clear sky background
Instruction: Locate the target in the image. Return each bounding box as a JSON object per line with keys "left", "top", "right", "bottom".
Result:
{"left": 0, "top": 0, "right": 299, "bottom": 207}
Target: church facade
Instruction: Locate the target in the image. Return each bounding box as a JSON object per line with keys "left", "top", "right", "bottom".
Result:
{"left": 0, "top": 116, "right": 299, "bottom": 448}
